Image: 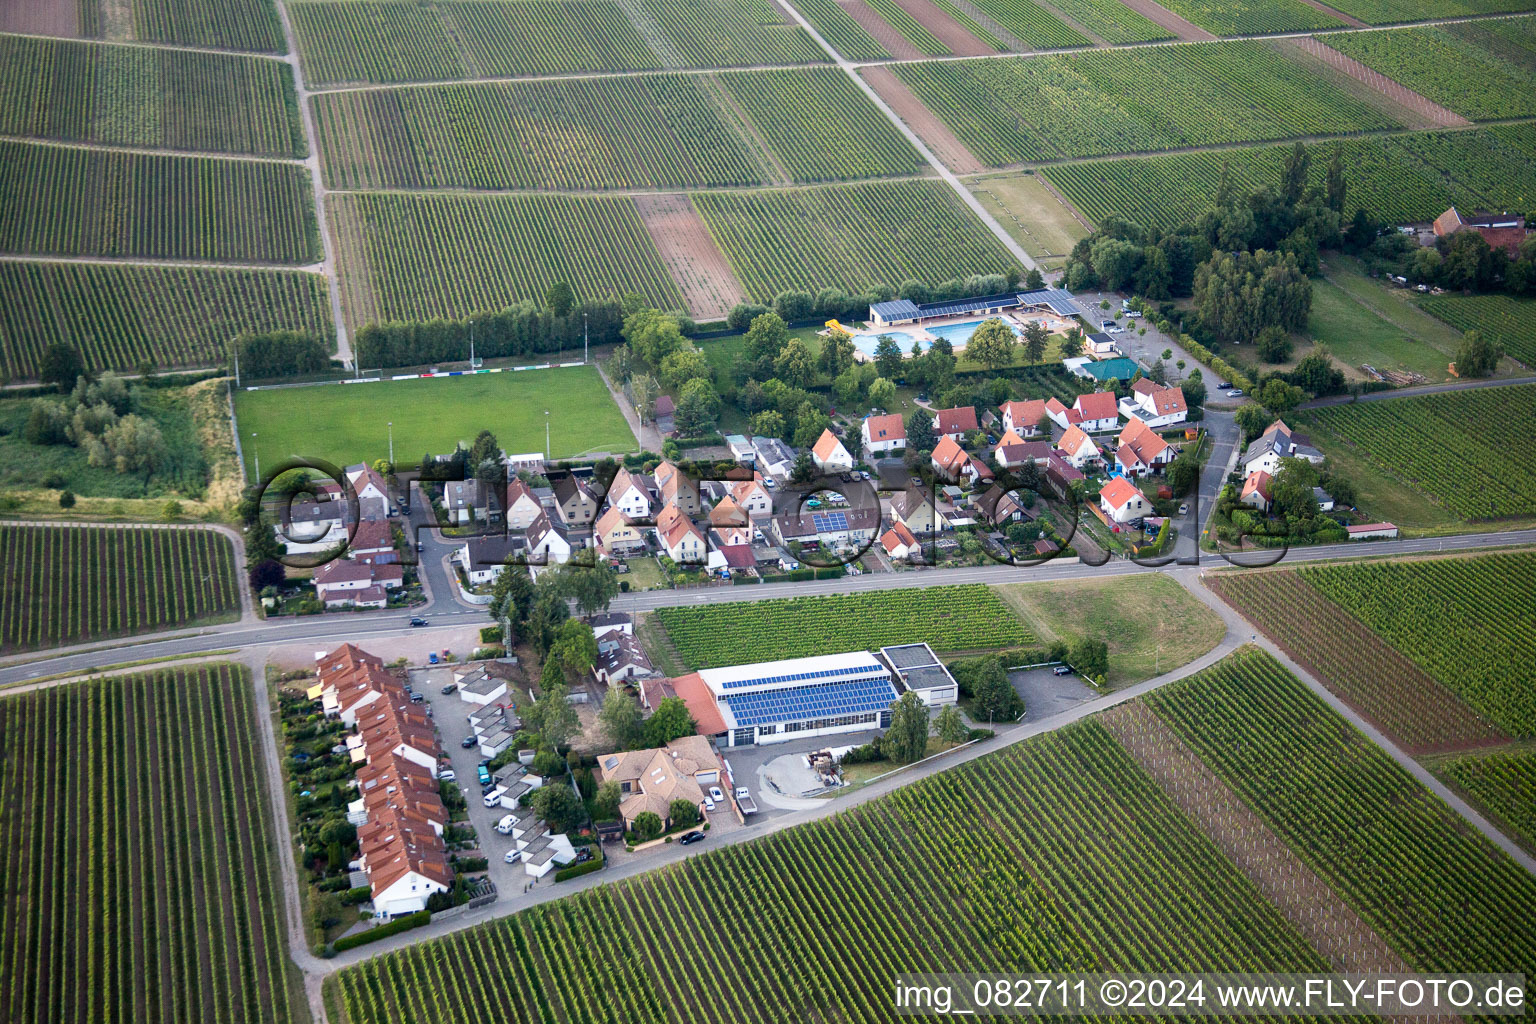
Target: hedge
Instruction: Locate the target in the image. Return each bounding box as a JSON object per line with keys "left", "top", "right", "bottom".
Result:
{"left": 330, "top": 910, "right": 430, "bottom": 952}
{"left": 1148, "top": 313, "right": 1253, "bottom": 393}
{"left": 555, "top": 856, "right": 605, "bottom": 882}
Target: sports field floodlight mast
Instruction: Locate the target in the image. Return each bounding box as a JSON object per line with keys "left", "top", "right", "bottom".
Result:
{"left": 388, "top": 421, "right": 394, "bottom": 465}
{"left": 545, "top": 410, "right": 550, "bottom": 459}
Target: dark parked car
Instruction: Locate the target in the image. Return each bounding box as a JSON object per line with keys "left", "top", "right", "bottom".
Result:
{"left": 410, "top": 617, "right": 428, "bottom": 627}
{"left": 460, "top": 736, "right": 477, "bottom": 748}
{"left": 410, "top": 693, "right": 425, "bottom": 704}
{"left": 1053, "top": 665, "right": 1073, "bottom": 676}
{"left": 440, "top": 682, "right": 457, "bottom": 694}
{"left": 679, "top": 830, "right": 707, "bottom": 846}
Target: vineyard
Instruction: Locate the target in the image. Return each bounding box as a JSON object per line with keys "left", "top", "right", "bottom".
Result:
{"left": 1294, "top": 382, "right": 1536, "bottom": 520}
{"left": 1418, "top": 292, "right": 1536, "bottom": 367}
{"left": 862, "top": 0, "right": 951, "bottom": 55}
{"left": 1146, "top": 648, "right": 1536, "bottom": 985}
{"left": 1300, "top": 552, "right": 1536, "bottom": 738}
{"left": 961, "top": 0, "right": 1087, "bottom": 48}
{"left": 0, "top": 260, "right": 332, "bottom": 380}
{"left": 692, "top": 179, "right": 1014, "bottom": 303}
{"left": 625, "top": 0, "right": 827, "bottom": 67}
{"left": 1152, "top": 0, "right": 1343, "bottom": 34}
{"left": 889, "top": 41, "right": 1400, "bottom": 166}
{"left": 1320, "top": 0, "right": 1536, "bottom": 23}
{"left": 328, "top": 191, "right": 683, "bottom": 324}
{"left": 0, "top": 34, "right": 303, "bottom": 158}
{"left": 654, "top": 584, "right": 1031, "bottom": 668}
{"left": 132, "top": 0, "right": 286, "bottom": 52}
{"left": 0, "top": 141, "right": 319, "bottom": 264}
{"left": 288, "top": 2, "right": 470, "bottom": 84}
{"left": 1322, "top": 18, "right": 1536, "bottom": 120}
{"left": 791, "top": 0, "right": 891, "bottom": 59}
{"left": 0, "top": 665, "right": 304, "bottom": 1024}
{"left": 312, "top": 68, "right": 921, "bottom": 190}
{"left": 1043, "top": 125, "right": 1536, "bottom": 229}
{"left": 1041, "top": 0, "right": 1173, "bottom": 42}
{"left": 1439, "top": 748, "right": 1536, "bottom": 853}
{"left": 332, "top": 716, "right": 1332, "bottom": 1024}
{"left": 0, "top": 524, "right": 240, "bottom": 654}
{"left": 1205, "top": 569, "right": 1506, "bottom": 753}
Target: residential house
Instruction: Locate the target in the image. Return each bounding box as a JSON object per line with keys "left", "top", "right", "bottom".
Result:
{"left": 1313, "top": 487, "right": 1335, "bottom": 512}
{"left": 502, "top": 478, "right": 544, "bottom": 531}
{"left": 655, "top": 460, "right": 701, "bottom": 515}
{"left": 592, "top": 735, "right": 721, "bottom": 831}
{"left": 313, "top": 560, "right": 403, "bottom": 609}
{"left": 656, "top": 505, "right": 706, "bottom": 563}
{"left": 751, "top": 436, "right": 797, "bottom": 481}
{"left": 977, "top": 485, "right": 1028, "bottom": 525}
{"left": 590, "top": 612, "right": 633, "bottom": 640}
{"left": 932, "top": 406, "right": 979, "bottom": 443}
{"left": 1000, "top": 398, "right": 1050, "bottom": 437}
{"left": 1054, "top": 426, "right": 1101, "bottom": 470}
{"left": 931, "top": 435, "right": 971, "bottom": 483}
{"left": 349, "top": 519, "right": 396, "bottom": 564}
{"left": 551, "top": 474, "right": 598, "bottom": 528}
{"left": 1099, "top": 476, "right": 1148, "bottom": 525}
{"left": 1239, "top": 471, "right": 1273, "bottom": 513}
{"left": 603, "top": 467, "right": 657, "bottom": 520}
{"left": 707, "top": 540, "right": 757, "bottom": 576}
{"left": 889, "top": 483, "right": 937, "bottom": 534}
{"left": 456, "top": 534, "right": 527, "bottom": 585}
{"left": 345, "top": 464, "right": 391, "bottom": 522}
{"left": 725, "top": 434, "right": 756, "bottom": 465}
{"left": 444, "top": 479, "right": 493, "bottom": 524}
{"left": 1432, "top": 206, "right": 1528, "bottom": 255}
{"left": 1041, "top": 396, "right": 1073, "bottom": 430}
{"left": 1119, "top": 380, "right": 1188, "bottom": 428}
{"left": 811, "top": 429, "right": 853, "bottom": 473}
{"left": 595, "top": 632, "right": 654, "bottom": 685}
{"left": 1114, "top": 417, "right": 1174, "bottom": 477}
{"left": 730, "top": 473, "right": 774, "bottom": 518}
{"left": 593, "top": 506, "right": 648, "bottom": 558}
{"left": 879, "top": 520, "right": 921, "bottom": 561}
{"left": 966, "top": 457, "right": 995, "bottom": 488}
{"left": 861, "top": 413, "right": 906, "bottom": 456}
{"left": 770, "top": 506, "right": 879, "bottom": 550}
{"left": 992, "top": 434, "right": 1053, "bottom": 470}
{"left": 1241, "top": 420, "right": 1324, "bottom": 478}
{"left": 1068, "top": 391, "right": 1120, "bottom": 433}
{"left": 526, "top": 511, "right": 573, "bottom": 564}
{"left": 708, "top": 494, "right": 753, "bottom": 546}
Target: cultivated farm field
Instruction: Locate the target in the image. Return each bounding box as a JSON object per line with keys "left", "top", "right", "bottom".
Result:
{"left": 692, "top": 179, "right": 1014, "bottom": 303}
{"left": 889, "top": 40, "right": 1400, "bottom": 166}
{"left": 1293, "top": 383, "right": 1536, "bottom": 521}
{"left": 1320, "top": 0, "right": 1536, "bottom": 22}
{"left": 1438, "top": 749, "right": 1536, "bottom": 853}
{"left": 960, "top": 0, "right": 1088, "bottom": 47}
{"left": 791, "top": 0, "right": 892, "bottom": 59}
{"left": 1044, "top": 0, "right": 1173, "bottom": 42}
{"left": 0, "top": 524, "right": 241, "bottom": 654}
{"left": 1151, "top": 0, "right": 1343, "bottom": 34}
{"left": 655, "top": 584, "right": 1032, "bottom": 668}
{"left": 0, "top": 665, "right": 305, "bottom": 1024}
{"left": 1418, "top": 292, "right": 1536, "bottom": 368}
{"left": 0, "top": 33, "right": 303, "bottom": 158}
{"left": 0, "top": 140, "right": 318, "bottom": 264}
{"left": 0, "top": 261, "right": 332, "bottom": 380}
{"left": 131, "top": 0, "right": 286, "bottom": 52}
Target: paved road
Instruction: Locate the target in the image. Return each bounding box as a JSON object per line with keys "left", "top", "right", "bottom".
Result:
{"left": 1299, "top": 373, "right": 1536, "bottom": 408}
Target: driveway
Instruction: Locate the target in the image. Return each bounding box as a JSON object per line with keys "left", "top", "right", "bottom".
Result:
{"left": 1010, "top": 665, "right": 1098, "bottom": 723}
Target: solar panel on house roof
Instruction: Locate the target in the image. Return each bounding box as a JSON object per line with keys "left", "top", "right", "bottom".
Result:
{"left": 723, "top": 677, "right": 899, "bottom": 727}
{"left": 811, "top": 511, "right": 847, "bottom": 532}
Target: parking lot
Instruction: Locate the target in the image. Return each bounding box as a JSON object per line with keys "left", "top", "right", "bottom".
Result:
{"left": 1009, "top": 665, "right": 1098, "bottom": 724}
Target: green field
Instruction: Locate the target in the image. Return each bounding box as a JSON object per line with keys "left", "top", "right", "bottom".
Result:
{"left": 1147, "top": 647, "right": 1536, "bottom": 983}
{"left": 329, "top": 191, "right": 682, "bottom": 324}
{"left": 862, "top": 0, "right": 951, "bottom": 54}
{"left": 0, "top": 666, "right": 306, "bottom": 1024}
{"left": 0, "top": 260, "right": 332, "bottom": 380}
{"left": 288, "top": 1, "right": 469, "bottom": 83}
{"left": 890, "top": 41, "right": 1400, "bottom": 167}
{"left": 962, "top": 0, "right": 1088, "bottom": 47}
{"left": 1438, "top": 748, "right": 1536, "bottom": 854}
{"left": 1293, "top": 382, "right": 1536, "bottom": 523}
{"left": 1322, "top": 18, "right": 1536, "bottom": 121}
{"left": 1418, "top": 292, "right": 1536, "bottom": 369}
{"left": 791, "top": 0, "right": 891, "bottom": 59}
{"left": 234, "top": 365, "right": 636, "bottom": 471}
{"left": 656, "top": 585, "right": 1032, "bottom": 668}
{"left": 1154, "top": 0, "right": 1343, "bottom": 33}
{"left": 0, "top": 140, "right": 318, "bottom": 264}
{"left": 692, "top": 179, "right": 1014, "bottom": 303}
{"left": 1041, "top": 0, "right": 1173, "bottom": 42}
{"left": 132, "top": 0, "right": 286, "bottom": 52}
{"left": 0, "top": 34, "right": 303, "bottom": 157}
{"left": 1307, "top": 262, "right": 1467, "bottom": 382}
{"left": 1044, "top": 125, "right": 1536, "bottom": 230}
{"left": 1320, "top": 0, "right": 1536, "bottom": 23}
{"left": 626, "top": 0, "right": 827, "bottom": 67}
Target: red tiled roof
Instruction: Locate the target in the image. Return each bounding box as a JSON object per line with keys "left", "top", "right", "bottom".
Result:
{"left": 932, "top": 435, "right": 968, "bottom": 475}
{"left": 669, "top": 672, "right": 728, "bottom": 735}
{"left": 1100, "top": 476, "right": 1141, "bottom": 510}
{"left": 1074, "top": 391, "right": 1118, "bottom": 421}
{"left": 864, "top": 413, "right": 905, "bottom": 442}
{"left": 933, "top": 406, "right": 978, "bottom": 435}
{"left": 1001, "top": 399, "right": 1048, "bottom": 430}
{"left": 812, "top": 429, "right": 846, "bottom": 461}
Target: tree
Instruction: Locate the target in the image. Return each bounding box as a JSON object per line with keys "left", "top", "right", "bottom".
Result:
{"left": 934, "top": 705, "right": 968, "bottom": 744}
{"left": 1020, "top": 321, "right": 1049, "bottom": 365}
{"left": 818, "top": 327, "right": 855, "bottom": 378}
{"left": 40, "top": 343, "right": 84, "bottom": 393}
{"left": 1070, "top": 637, "right": 1109, "bottom": 680}
{"left": 792, "top": 403, "right": 831, "bottom": 449}
{"left": 319, "top": 818, "right": 357, "bottom": 850}
{"left": 631, "top": 811, "right": 663, "bottom": 842}
{"left": 744, "top": 311, "right": 788, "bottom": 364}
{"left": 630, "top": 374, "right": 660, "bottom": 423}
{"left": 874, "top": 335, "right": 904, "bottom": 380}
{"left": 1059, "top": 327, "right": 1085, "bottom": 360}
{"left": 1325, "top": 144, "right": 1346, "bottom": 214}
{"left": 885, "top": 691, "right": 930, "bottom": 764}
{"left": 966, "top": 318, "right": 1016, "bottom": 371}
{"left": 904, "top": 408, "right": 935, "bottom": 452}
{"left": 24, "top": 400, "right": 70, "bottom": 445}
{"left": 544, "top": 281, "right": 576, "bottom": 318}
{"left": 1455, "top": 330, "right": 1502, "bottom": 378}
{"left": 645, "top": 696, "right": 695, "bottom": 747}
{"left": 161, "top": 499, "right": 183, "bottom": 521}
{"left": 774, "top": 338, "right": 816, "bottom": 388}
{"left": 964, "top": 656, "right": 1023, "bottom": 723}
{"left": 668, "top": 799, "right": 700, "bottom": 828}
{"left": 1270, "top": 456, "right": 1321, "bottom": 520}
{"left": 675, "top": 377, "right": 720, "bottom": 435}
{"left": 773, "top": 290, "right": 814, "bottom": 322}
{"left": 1255, "top": 378, "right": 1304, "bottom": 414}
{"left": 249, "top": 559, "right": 285, "bottom": 591}
{"left": 867, "top": 376, "right": 896, "bottom": 411}
{"left": 623, "top": 309, "right": 685, "bottom": 368}
{"left": 1193, "top": 249, "right": 1311, "bottom": 345}
{"left": 727, "top": 303, "right": 769, "bottom": 331}
{"left": 531, "top": 682, "right": 580, "bottom": 748}
{"left": 749, "top": 409, "right": 786, "bottom": 439}
{"left": 1090, "top": 238, "right": 1144, "bottom": 292}
{"left": 1234, "top": 403, "right": 1271, "bottom": 441}
{"left": 659, "top": 347, "right": 710, "bottom": 390}
{"left": 1255, "top": 325, "right": 1293, "bottom": 364}
{"left": 790, "top": 450, "right": 816, "bottom": 484}
{"left": 557, "top": 564, "right": 619, "bottom": 616}
{"left": 1166, "top": 451, "right": 1199, "bottom": 497}
{"left": 549, "top": 619, "right": 599, "bottom": 677}
{"left": 531, "top": 784, "right": 584, "bottom": 833}
{"left": 1025, "top": 268, "right": 1044, "bottom": 290}
{"left": 1281, "top": 140, "right": 1310, "bottom": 205}
{"left": 469, "top": 429, "right": 500, "bottom": 470}
{"left": 1135, "top": 245, "right": 1171, "bottom": 300}
{"left": 594, "top": 780, "right": 623, "bottom": 821}
{"left": 103, "top": 415, "right": 167, "bottom": 476}
{"left": 598, "top": 686, "right": 644, "bottom": 749}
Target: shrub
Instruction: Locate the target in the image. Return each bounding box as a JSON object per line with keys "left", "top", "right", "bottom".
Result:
{"left": 554, "top": 856, "right": 605, "bottom": 882}
{"left": 330, "top": 910, "right": 429, "bottom": 952}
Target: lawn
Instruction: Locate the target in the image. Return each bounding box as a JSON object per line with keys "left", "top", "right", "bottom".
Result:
{"left": 992, "top": 574, "right": 1225, "bottom": 686}
{"left": 968, "top": 171, "right": 1088, "bottom": 270}
{"left": 1307, "top": 262, "right": 1465, "bottom": 383}
{"left": 234, "top": 364, "right": 635, "bottom": 474}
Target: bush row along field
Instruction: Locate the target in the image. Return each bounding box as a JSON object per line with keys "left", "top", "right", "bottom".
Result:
{"left": 132, "top": 0, "right": 286, "bottom": 53}
{"left": 1206, "top": 569, "right": 1506, "bottom": 753}
{"left": 293, "top": 0, "right": 824, "bottom": 82}
{"left": 1152, "top": 0, "right": 1342, "bottom": 34}
{"left": 0, "top": 525, "right": 240, "bottom": 654}
{"left": 1439, "top": 748, "right": 1536, "bottom": 854}
{"left": 0, "top": 666, "right": 302, "bottom": 1024}
{"left": 0, "top": 34, "right": 303, "bottom": 158}
{"left": 1417, "top": 292, "right": 1536, "bottom": 368}
{"left": 0, "top": 141, "right": 319, "bottom": 265}
{"left": 1146, "top": 648, "right": 1536, "bottom": 986}
{"left": 889, "top": 41, "right": 1400, "bottom": 166}
{"left": 1322, "top": 17, "right": 1536, "bottom": 121}
{"left": 313, "top": 68, "right": 922, "bottom": 190}
{"left": 0, "top": 261, "right": 332, "bottom": 380}
{"left": 329, "top": 191, "right": 684, "bottom": 323}
{"left": 1300, "top": 553, "right": 1536, "bottom": 738}
{"left": 333, "top": 714, "right": 1336, "bottom": 1023}
{"left": 1295, "top": 383, "right": 1536, "bottom": 521}
{"left": 1320, "top": 0, "right": 1536, "bottom": 24}
{"left": 1043, "top": 0, "right": 1173, "bottom": 42}
{"left": 694, "top": 179, "right": 1015, "bottom": 303}
{"left": 792, "top": 0, "right": 891, "bottom": 59}
{"left": 963, "top": 0, "right": 1089, "bottom": 48}
{"left": 655, "top": 584, "right": 1031, "bottom": 668}
{"left": 1043, "top": 124, "right": 1536, "bottom": 230}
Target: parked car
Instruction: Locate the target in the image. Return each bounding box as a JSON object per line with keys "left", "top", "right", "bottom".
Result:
{"left": 1105, "top": 324, "right": 1125, "bottom": 334}
{"left": 428, "top": 652, "right": 439, "bottom": 665}
{"left": 1226, "top": 389, "right": 1244, "bottom": 397}
{"left": 574, "top": 848, "right": 594, "bottom": 863}
{"left": 703, "top": 797, "right": 716, "bottom": 812}
{"left": 409, "top": 693, "right": 425, "bottom": 704}
{"left": 410, "top": 617, "right": 428, "bottom": 627}
{"left": 460, "top": 736, "right": 477, "bottom": 749}
{"left": 1178, "top": 502, "right": 1189, "bottom": 516}
{"left": 679, "top": 830, "right": 707, "bottom": 845}
{"left": 477, "top": 765, "right": 491, "bottom": 785}
{"left": 735, "top": 787, "right": 758, "bottom": 814}
{"left": 438, "top": 769, "right": 456, "bottom": 782}
{"left": 504, "top": 850, "right": 519, "bottom": 863}
{"left": 496, "top": 814, "right": 517, "bottom": 834}
{"left": 708, "top": 785, "right": 725, "bottom": 803}
{"left": 483, "top": 790, "right": 503, "bottom": 808}
{"left": 1053, "top": 665, "right": 1073, "bottom": 676}
{"left": 1124, "top": 309, "right": 1142, "bottom": 319}
{"left": 441, "top": 682, "right": 457, "bottom": 694}
{"left": 1217, "top": 380, "right": 1232, "bottom": 389}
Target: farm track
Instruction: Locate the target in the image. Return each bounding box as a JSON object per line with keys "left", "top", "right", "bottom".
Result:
{"left": 633, "top": 193, "right": 748, "bottom": 321}
{"left": 858, "top": 66, "right": 985, "bottom": 173}
{"left": 0, "top": 27, "right": 292, "bottom": 60}
{"left": 1294, "top": 0, "right": 1366, "bottom": 29}
{"left": 0, "top": 251, "right": 325, "bottom": 273}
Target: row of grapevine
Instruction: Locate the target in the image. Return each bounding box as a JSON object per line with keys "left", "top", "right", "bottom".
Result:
{"left": 961, "top": 0, "right": 1089, "bottom": 48}
{"left": 654, "top": 583, "right": 1032, "bottom": 667}
{"left": 626, "top": 0, "right": 828, "bottom": 68}
{"left": 1417, "top": 292, "right": 1536, "bottom": 367}
{"left": 692, "top": 178, "right": 1016, "bottom": 303}
{"left": 861, "top": 0, "right": 952, "bottom": 55}
{"left": 1154, "top": 0, "right": 1343, "bottom": 34}
{"left": 1042, "top": 0, "right": 1173, "bottom": 42}
{"left": 0, "top": 33, "right": 303, "bottom": 158}
{"left": 1439, "top": 748, "right": 1536, "bottom": 854}
{"left": 132, "top": 0, "right": 286, "bottom": 53}
{"left": 1295, "top": 382, "right": 1536, "bottom": 520}
{"left": 1043, "top": 124, "right": 1536, "bottom": 232}
{"left": 0, "top": 140, "right": 319, "bottom": 264}
{"left": 1320, "top": 0, "right": 1536, "bottom": 24}
{"left": 289, "top": 1, "right": 468, "bottom": 85}
{"left": 0, "top": 665, "right": 300, "bottom": 1024}
{"left": 1300, "top": 552, "right": 1536, "bottom": 737}
{"left": 328, "top": 191, "right": 685, "bottom": 324}
{"left": 1145, "top": 647, "right": 1536, "bottom": 989}
{"left": 790, "top": 0, "right": 893, "bottom": 60}
{"left": 889, "top": 39, "right": 1400, "bottom": 166}
{"left": 0, "top": 260, "right": 332, "bottom": 380}
{"left": 334, "top": 711, "right": 1332, "bottom": 1023}
{"left": 1206, "top": 568, "right": 1506, "bottom": 752}
{"left": 0, "top": 524, "right": 241, "bottom": 654}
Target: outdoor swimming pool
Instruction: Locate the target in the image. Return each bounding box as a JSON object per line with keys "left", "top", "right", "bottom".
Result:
{"left": 850, "top": 331, "right": 920, "bottom": 358}
{"left": 926, "top": 319, "right": 1024, "bottom": 346}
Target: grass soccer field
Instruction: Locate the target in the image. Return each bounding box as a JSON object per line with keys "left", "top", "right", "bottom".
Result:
{"left": 234, "top": 365, "right": 635, "bottom": 473}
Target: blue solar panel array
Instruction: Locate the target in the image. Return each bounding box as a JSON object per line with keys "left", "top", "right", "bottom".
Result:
{"left": 725, "top": 678, "right": 899, "bottom": 727}
{"left": 811, "top": 511, "right": 847, "bottom": 533}
{"left": 719, "top": 663, "right": 879, "bottom": 691}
